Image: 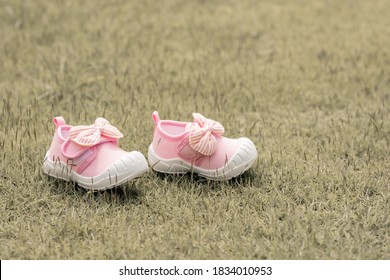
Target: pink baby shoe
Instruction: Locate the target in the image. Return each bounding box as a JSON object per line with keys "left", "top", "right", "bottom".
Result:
{"left": 148, "top": 112, "right": 257, "bottom": 180}
{"left": 43, "top": 116, "right": 148, "bottom": 191}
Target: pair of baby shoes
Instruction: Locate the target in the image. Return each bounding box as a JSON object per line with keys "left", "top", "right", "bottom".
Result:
{"left": 43, "top": 112, "right": 258, "bottom": 191}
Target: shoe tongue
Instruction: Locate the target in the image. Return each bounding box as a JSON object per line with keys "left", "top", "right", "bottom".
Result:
{"left": 185, "top": 122, "right": 195, "bottom": 131}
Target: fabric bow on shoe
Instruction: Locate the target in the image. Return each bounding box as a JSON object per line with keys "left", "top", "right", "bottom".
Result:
{"left": 69, "top": 117, "right": 124, "bottom": 147}
{"left": 189, "top": 113, "right": 224, "bottom": 156}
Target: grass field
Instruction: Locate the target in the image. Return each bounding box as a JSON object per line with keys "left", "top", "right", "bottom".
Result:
{"left": 0, "top": 0, "right": 389, "bottom": 259}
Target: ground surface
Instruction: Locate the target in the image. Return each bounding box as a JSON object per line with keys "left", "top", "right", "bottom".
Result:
{"left": 0, "top": 0, "right": 389, "bottom": 259}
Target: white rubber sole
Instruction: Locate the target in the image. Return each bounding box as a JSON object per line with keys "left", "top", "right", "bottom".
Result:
{"left": 43, "top": 151, "right": 149, "bottom": 191}
{"left": 148, "top": 138, "right": 257, "bottom": 180}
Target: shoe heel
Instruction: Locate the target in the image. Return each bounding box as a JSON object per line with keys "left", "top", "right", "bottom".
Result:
{"left": 43, "top": 153, "right": 72, "bottom": 181}
{"left": 148, "top": 144, "right": 190, "bottom": 174}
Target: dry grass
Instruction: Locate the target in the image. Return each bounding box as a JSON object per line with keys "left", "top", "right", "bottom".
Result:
{"left": 0, "top": 0, "right": 389, "bottom": 259}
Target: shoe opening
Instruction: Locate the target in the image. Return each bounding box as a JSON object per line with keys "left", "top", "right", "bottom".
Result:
{"left": 160, "top": 123, "right": 186, "bottom": 136}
